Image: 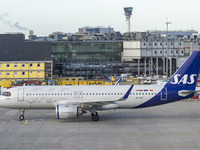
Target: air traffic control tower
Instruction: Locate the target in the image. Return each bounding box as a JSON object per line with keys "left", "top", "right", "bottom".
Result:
{"left": 124, "top": 7, "right": 133, "bottom": 33}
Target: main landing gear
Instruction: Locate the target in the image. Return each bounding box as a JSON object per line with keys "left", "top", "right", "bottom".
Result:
{"left": 91, "top": 112, "right": 99, "bottom": 121}
{"left": 19, "top": 109, "right": 25, "bottom": 121}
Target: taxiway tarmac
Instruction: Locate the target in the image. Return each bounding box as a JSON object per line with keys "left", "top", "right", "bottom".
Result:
{"left": 1, "top": 101, "right": 200, "bottom": 150}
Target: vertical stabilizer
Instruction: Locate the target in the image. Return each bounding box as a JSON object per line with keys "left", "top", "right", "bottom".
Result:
{"left": 165, "top": 51, "right": 200, "bottom": 90}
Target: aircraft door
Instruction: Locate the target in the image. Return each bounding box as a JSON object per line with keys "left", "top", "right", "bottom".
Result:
{"left": 161, "top": 88, "right": 167, "bottom": 100}
{"left": 18, "top": 89, "right": 24, "bottom": 101}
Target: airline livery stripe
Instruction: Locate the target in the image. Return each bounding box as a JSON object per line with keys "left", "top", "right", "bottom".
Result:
{"left": 136, "top": 89, "right": 153, "bottom": 91}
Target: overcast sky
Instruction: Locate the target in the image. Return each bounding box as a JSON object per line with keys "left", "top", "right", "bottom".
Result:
{"left": 0, "top": 0, "right": 199, "bottom": 38}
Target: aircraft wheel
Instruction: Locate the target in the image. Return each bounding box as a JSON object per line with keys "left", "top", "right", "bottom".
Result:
{"left": 19, "top": 115, "right": 24, "bottom": 121}
{"left": 91, "top": 112, "right": 99, "bottom": 121}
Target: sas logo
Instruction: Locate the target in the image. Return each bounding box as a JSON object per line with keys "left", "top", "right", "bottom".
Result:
{"left": 171, "top": 74, "right": 197, "bottom": 84}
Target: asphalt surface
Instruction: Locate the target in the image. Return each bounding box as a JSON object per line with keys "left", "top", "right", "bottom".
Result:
{"left": 0, "top": 100, "right": 200, "bottom": 150}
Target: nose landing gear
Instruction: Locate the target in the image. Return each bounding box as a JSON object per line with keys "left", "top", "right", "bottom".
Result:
{"left": 19, "top": 109, "right": 25, "bottom": 121}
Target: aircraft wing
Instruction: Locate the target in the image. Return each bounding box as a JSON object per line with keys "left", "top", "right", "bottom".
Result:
{"left": 55, "top": 99, "right": 116, "bottom": 106}
{"left": 54, "top": 85, "right": 134, "bottom": 107}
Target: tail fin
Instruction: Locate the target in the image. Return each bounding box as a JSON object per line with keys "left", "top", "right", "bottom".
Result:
{"left": 114, "top": 77, "right": 122, "bottom": 86}
{"left": 165, "top": 51, "right": 200, "bottom": 89}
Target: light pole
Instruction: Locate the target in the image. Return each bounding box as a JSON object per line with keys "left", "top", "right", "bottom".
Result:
{"left": 166, "top": 20, "right": 171, "bottom": 77}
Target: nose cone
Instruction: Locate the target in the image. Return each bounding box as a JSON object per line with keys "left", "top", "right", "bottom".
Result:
{"left": 0, "top": 94, "right": 13, "bottom": 108}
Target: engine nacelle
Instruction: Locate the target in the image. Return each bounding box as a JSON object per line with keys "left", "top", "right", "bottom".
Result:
{"left": 56, "top": 104, "right": 85, "bottom": 119}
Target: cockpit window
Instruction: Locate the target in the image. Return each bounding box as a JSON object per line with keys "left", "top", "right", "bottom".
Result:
{"left": 2, "top": 92, "right": 11, "bottom": 97}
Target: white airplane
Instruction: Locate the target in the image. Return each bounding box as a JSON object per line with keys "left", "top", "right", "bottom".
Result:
{"left": 0, "top": 51, "right": 200, "bottom": 121}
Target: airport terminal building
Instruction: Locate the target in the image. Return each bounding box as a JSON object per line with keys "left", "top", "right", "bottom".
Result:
{"left": 0, "top": 33, "right": 199, "bottom": 79}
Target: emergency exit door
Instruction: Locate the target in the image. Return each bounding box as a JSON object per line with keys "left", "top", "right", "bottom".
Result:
{"left": 18, "top": 89, "right": 24, "bottom": 101}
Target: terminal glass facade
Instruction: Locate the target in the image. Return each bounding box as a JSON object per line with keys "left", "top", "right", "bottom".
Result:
{"left": 52, "top": 41, "right": 122, "bottom": 63}
{"left": 51, "top": 41, "right": 123, "bottom": 78}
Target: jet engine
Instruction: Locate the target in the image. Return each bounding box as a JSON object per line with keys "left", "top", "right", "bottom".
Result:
{"left": 56, "top": 104, "right": 85, "bottom": 119}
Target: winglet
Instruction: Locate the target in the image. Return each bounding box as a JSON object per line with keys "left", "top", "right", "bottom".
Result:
{"left": 118, "top": 85, "right": 134, "bottom": 101}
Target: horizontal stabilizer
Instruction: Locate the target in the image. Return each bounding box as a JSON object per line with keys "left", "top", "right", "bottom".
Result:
{"left": 178, "top": 90, "right": 200, "bottom": 97}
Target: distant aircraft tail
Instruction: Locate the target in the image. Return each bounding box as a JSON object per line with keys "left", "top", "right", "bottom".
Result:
{"left": 165, "top": 51, "right": 200, "bottom": 90}
{"left": 115, "top": 77, "right": 122, "bottom": 86}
